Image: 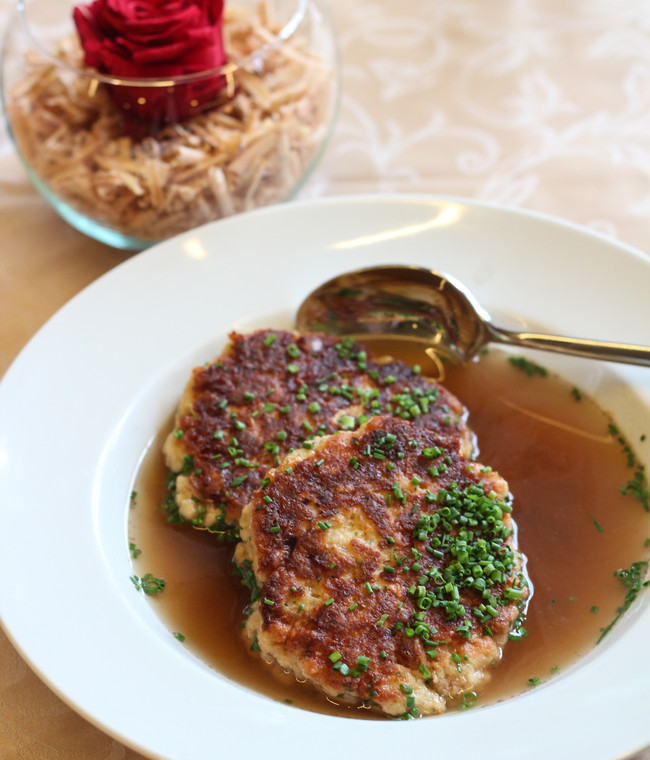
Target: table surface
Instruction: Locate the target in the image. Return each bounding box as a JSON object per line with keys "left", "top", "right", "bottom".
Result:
{"left": 1, "top": 1, "right": 650, "bottom": 757}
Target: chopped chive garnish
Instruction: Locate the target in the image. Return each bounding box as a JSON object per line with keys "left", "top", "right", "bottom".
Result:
{"left": 460, "top": 691, "right": 478, "bottom": 709}
{"left": 131, "top": 573, "right": 166, "bottom": 595}
{"left": 509, "top": 356, "right": 548, "bottom": 377}
{"left": 357, "top": 656, "right": 371, "bottom": 672}
{"left": 590, "top": 515, "right": 605, "bottom": 533}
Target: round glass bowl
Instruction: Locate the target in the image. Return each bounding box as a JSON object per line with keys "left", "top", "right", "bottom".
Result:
{"left": 1, "top": 0, "right": 339, "bottom": 250}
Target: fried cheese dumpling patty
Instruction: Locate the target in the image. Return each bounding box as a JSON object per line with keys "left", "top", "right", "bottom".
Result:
{"left": 235, "top": 415, "right": 528, "bottom": 717}
{"left": 163, "top": 329, "right": 473, "bottom": 531}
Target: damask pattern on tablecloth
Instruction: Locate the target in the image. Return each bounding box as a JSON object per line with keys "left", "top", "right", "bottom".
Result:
{"left": 300, "top": 0, "right": 650, "bottom": 254}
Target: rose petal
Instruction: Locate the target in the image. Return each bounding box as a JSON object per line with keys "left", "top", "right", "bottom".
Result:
{"left": 103, "top": 5, "right": 202, "bottom": 37}
{"left": 73, "top": 0, "right": 228, "bottom": 133}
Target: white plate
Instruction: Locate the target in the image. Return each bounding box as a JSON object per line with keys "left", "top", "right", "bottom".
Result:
{"left": 1, "top": 195, "right": 649, "bottom": 760}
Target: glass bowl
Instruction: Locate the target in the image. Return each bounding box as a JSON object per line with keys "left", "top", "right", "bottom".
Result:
{"left": 0, "top": 0, "right": 339, "bottom": 250}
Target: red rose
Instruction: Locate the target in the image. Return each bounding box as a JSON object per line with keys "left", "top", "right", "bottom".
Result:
{"left": 73, "top": 0, "right": 227, "bottom": 135}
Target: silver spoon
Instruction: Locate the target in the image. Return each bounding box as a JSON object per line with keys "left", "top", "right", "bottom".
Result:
{"left": 296, "top": 264, "right": 650, "bottom": 368}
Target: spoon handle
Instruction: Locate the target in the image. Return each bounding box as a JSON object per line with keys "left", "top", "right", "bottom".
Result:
{"left": 488, "top": 325, "right": 650, "bottom": 367}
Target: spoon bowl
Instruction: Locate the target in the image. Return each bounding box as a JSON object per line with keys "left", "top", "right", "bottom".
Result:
{"left": 296, "top": 264, "right": 650, "bottom": 368}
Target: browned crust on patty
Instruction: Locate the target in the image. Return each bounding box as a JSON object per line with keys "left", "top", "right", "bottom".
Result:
{"left": 163, "top": 329, "right": 473, "bottom": 529}
{"left": 235, "top": 415, "right": 528, "bottom": 717}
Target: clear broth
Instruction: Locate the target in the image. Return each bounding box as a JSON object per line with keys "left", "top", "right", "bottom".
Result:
{"left": 129, "top": 346, "right": 650, "bottom": 716}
